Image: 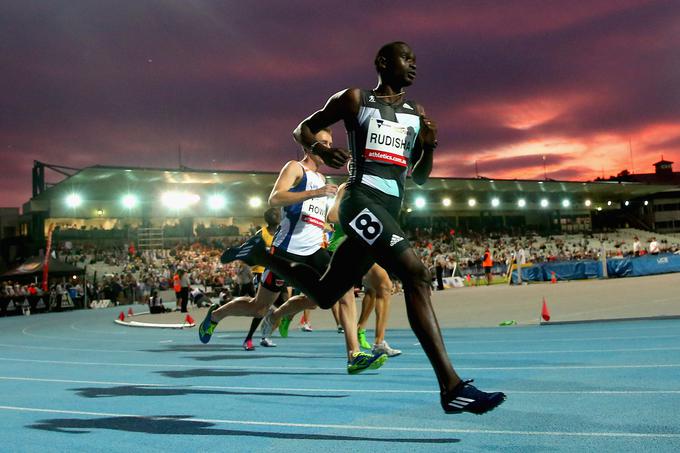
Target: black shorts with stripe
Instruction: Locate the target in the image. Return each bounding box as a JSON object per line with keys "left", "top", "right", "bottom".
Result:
{"left": 260, "top": 247, "right": 331, "bottom": 292}
{"left": 338, "top": 183, "right": 411, "bottom": 261}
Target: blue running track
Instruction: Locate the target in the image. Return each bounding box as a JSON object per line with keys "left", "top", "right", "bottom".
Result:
{"left": 1, "top": 306, "right": 680, "bottom": 452}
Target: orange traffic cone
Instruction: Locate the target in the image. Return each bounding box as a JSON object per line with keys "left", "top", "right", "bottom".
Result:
{"left": 185, "top": 314, "right": 195, "bottom": 324}
{"left": 541, "top": 297, "right": 551, "bottom": 322}
{"left": 127, "top": 307, "right": 134, "bottom": 317}
{"left": 118, "top": 311, "right": 125, "bottom": 321}
{"left": 550, "top": 272, "right": 557, "bottom": 284}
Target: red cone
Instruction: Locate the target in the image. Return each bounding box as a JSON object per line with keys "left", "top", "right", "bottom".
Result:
{"left": 185, "top": 314, "right": 195, "bottom": 324}
{"left": 127, "top": 307, "right": 134, "bottom": 317}
{"left": 550, "top": 272, "right": 557, "bottom": 284}
{"left": 118, "top": 311, "right": 125, "bottom": 321}
{"left": 541, "top": 297, "right": 551, "bottom": 322}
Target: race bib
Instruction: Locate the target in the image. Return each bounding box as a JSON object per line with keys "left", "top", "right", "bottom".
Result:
{"left": 349, "top": 208, "right": 383, "bottom": 245}
{"left": 364, "top": 118, "right": 415, "bottom": 167}
{"left": 301, "top": 197, "right": 326, "bottom": 229}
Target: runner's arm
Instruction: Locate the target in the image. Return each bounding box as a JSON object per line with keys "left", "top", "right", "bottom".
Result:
{"left": 326, "top": 183, "right": 347, "bottom": 224}
{"left": 293, "top": 89, "right": 361, "bottom": 168}
{"left": 268, "top": 161, "right": 337, "bottom": 208}
{"left": 410, "top": 104, "right": 437, "bottom": 185}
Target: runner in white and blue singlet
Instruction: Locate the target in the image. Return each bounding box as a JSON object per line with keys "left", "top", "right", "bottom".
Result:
{"left": 202, "top": 129, "right": 387, "bottom": 373}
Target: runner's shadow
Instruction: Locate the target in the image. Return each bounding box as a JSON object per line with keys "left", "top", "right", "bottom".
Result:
{"left": 143, "top": 345, "right": 243, "bottom": 353}
{"left": 186, "top": 354, "right": 342, "bottom": 361}
{"left": 156, "top": 368, "right": 351, "bottom": 378}
{"left": 29, "top": 415, "right": 459, "bottom": 443}
{"left": 73, "top": 385, "right": 346, "bottom": 399}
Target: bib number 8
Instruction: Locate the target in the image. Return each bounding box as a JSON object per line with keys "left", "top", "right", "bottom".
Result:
{"left": 349, "top": 208, "right": 383, "bottom": 245}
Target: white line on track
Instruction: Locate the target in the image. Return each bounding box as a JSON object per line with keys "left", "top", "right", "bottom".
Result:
{"left": 1, "top": 405, "right": 679, "bottom": 438}
{"left": 14, "top": 323, "right": 680, "bottom": 347}
{"left": 3, "top": 376, "right": 680, "bottom": 396}
{"left": 2, "top": 356, "right": 680, "bottom": 371}
{"left": 69, "top": 322, "right": 127, "bottom": 335}
{"left": 21, "top": 326, "right": 151, "bottom": 345}
{"left": 268, "top": 333, "right": 680, "bottom": 346}
{"left": 0, "top": 344, "right": 344, "bottom": 358}
{"left": 3, "top": 342, "right": 680, "bottom": 357}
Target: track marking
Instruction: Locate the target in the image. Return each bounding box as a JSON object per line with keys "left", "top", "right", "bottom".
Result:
{"left": 279, "top": 333, "right": 680, "bottom": 346}
{"left": 0, "top": 345, "right": 344, "bottom": 358}
{"left": 1, "top": 405, "right": 679, "bottom": 438}
{"left": 3, "top": 342, "right": 680, "bottom": 356}
{"left": 14, "top": 322, "right": 680, "bottom": 346}
{"left": 2, "top": 357, "right": 680, "bottom": 371}
{"left": 3, "top": 376, "right": 680, "bottom": 395}
{"left": 69, "top": 322, "right": 127, "bottom": 335}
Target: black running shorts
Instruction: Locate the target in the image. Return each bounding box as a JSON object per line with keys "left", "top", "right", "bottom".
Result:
{"left": 260, "top": 247, "right": 331, "bottom": 292}
{"left": 339, "top": 184, "right": 411, "bottom": 259}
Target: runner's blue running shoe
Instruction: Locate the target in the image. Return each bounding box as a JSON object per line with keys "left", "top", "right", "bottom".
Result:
{"left": 220, "top": 232, "right": 267, "bottom": 266}
{"left": 441, "top": 379, "right": 506, "bottom": 414}
{"left": 198, "top": 304, "right": 219, "bottom": 344}
{"left": 347, "top": 351, "right": 388, "bottom": 375}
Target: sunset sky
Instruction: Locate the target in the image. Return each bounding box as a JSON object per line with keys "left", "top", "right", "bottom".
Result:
{"left": 2, "top": 0, "right": 679, "bottom": 207}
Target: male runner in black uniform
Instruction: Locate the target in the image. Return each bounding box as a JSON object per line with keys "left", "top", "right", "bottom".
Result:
{"left": 223, "top": 42, "right": 505, "bottom": 414}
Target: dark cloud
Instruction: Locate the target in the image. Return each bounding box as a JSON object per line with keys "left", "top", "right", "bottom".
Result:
{"left": 1, "top": 0, "right": 680, "bottom": 206}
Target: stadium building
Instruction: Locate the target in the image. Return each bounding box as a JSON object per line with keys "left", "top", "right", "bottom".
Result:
{"left": 7, "top": 160, "right": 680, "bottom": 258}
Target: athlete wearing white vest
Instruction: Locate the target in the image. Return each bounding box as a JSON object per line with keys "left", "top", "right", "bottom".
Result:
{"left": 271, "top": 162, "right": 328, "bottom": 256}
{"left": 203, "top": 129, "right": 385, "bottom": 374}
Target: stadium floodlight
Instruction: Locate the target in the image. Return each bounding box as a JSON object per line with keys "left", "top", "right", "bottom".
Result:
{"left": 121, "top": 194, "right": 138, "bottom": 209}
{"left": 597, "top": 207, "right": 603, "bottom": 211}
{"left": 66, "top": 193, "right": 82, "bottom": 208}
{"left": 491, "top": 197, "right": 500, "bottom": 207}
{"left": 644, "top": 200, "right": 649, "bottom": 206}
{"left": 442, "top": 197, "right": 452, "bottom": 207}
{"left": 467, "top": 198, "right": 476, "bottom": 207}
{"left": 540, "top": 198, "right": 549, "bottom": 208}
{"left": 624, "top": 200, "right": 630, "bottom": 206}
{"left": 517, "top": 198, "right": 526, "bottom": 208}
{"left": 585, "top": 199, "right": 592, "bottom": 207}
{"left": 249, "top": 196, "right": 263, "bottom": 208}
{"left": 562, "top": 199, "right": 570, "bottom": 208}
{"left": 415, "top": 197, "right": 426, "bottom": 209}
{"left": 208, "top": 194, "right": 226, "bottom": 210}
{"left": 161, "top": 191, "right": 200, "bottom": 209}
{"left": 607, "top": 200, "right": 612, "bottom": 206}
{"left": 406, "top": 208, "right": 413, "bottom": 213}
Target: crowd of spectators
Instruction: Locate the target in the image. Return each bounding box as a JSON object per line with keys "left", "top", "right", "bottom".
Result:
{"left": 410, "top": 228, "right": 680, "bottom": 280}
{"left": 3, "top": 227, "right": 680, "bottom": 316}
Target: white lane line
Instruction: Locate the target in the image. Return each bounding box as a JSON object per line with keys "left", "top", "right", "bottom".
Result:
{"left": 69, "top": 322, "right": 127, "bottom": 335}
{"left": 279, "top": 334, "right": 680, "bottom": 346}
{"left": 2, "top": 357, "right": 680, "bottom": 371}
{"left": 1, "top": 405, "right": 679, "bottom": 438}
{"left": 3, "top": 376, "right": 680, "bottom": 396}
{"left": 16, "top": 322, "right": 680, "bottom": 346}
{"left": 3, "top": 342, "right": 680, "bottom": 356}
{"left": 21, "top": 326, "right": 152, "bottom": 345}
{"left": 0, "top": 344, "right": 344, "bottom": 358}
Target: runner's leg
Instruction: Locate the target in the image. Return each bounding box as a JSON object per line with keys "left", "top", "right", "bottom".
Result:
{"left": 357, "top": 288, "right": 375, "bottom": 331}
{"left": 211, "top": 285, "right": 279, "bottom": 322}
{"left": 365, "top": 264, "right": 392, "bottom": 344}
{"left": 375, "top": 247, "right": 461, "bottom": 393}
{"left": 262, "top": 236, "right": 374, "bottom": 308}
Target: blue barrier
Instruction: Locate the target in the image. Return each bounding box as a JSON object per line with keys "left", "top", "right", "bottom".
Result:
{"left": 608, "top": 253, "right": 680, "bottom": 278}
{"left": 512, "top": 253, "right": 680, "bottom": 283}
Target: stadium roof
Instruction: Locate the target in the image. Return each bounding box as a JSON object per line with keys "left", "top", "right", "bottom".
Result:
{"left": 28, "top": 164, "right": 680, "bottom": 215}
